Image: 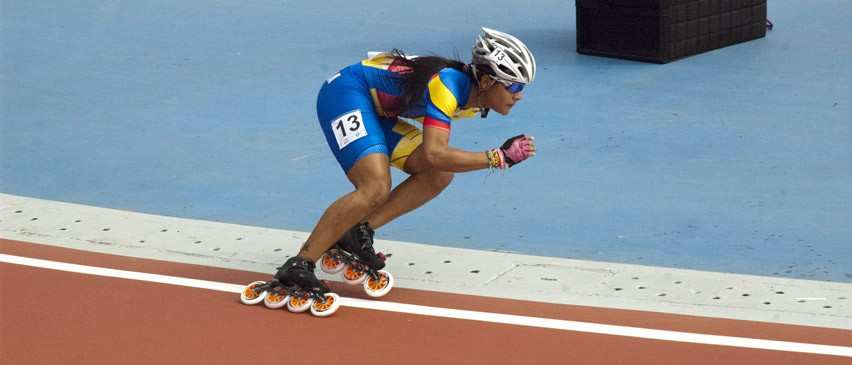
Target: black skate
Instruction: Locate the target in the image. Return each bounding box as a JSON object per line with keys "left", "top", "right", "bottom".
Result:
{"left": 336, "top": 222, "right": 385, "bottom": 270}
{"left": 239, "top": 256, "right": 340, "bottom": 317}
{"left": 318, "top": 222, "right": 394, "bottom": 298}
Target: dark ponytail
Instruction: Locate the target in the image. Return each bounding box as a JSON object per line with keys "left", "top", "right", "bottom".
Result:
{"left": 388, "top": 49, "right": 473, "bottom": 114}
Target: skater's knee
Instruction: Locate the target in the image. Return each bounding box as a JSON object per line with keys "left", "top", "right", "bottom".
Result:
{"left": 357, "top": 181, "right": 391, "bottom": 208}
{"left": 431, "top": 171, "right": 454, "bottom": 191}
{"left": 421, "top": 170, "right": 453, "bottom": 193}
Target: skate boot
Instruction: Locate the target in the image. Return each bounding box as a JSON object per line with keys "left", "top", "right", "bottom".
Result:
{"left": 319, "top": 222, "right": 394, "bottom": 298}
{"left": 239, "top": 256, "right": 340, "bottom": 317}
{"left": 274, "top": 256, "right": 330, "bottom": 292}
{"left": 337, "top": 222, "right": 385, "bottom": 270}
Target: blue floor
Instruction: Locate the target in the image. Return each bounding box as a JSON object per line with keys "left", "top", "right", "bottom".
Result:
{"left": 2, "top": 1, "right": 851, "bottom": 282}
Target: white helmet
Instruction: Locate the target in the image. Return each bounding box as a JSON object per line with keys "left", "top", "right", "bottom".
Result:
{"left": 472, "top": 27, "right": 536, "bottom": 84}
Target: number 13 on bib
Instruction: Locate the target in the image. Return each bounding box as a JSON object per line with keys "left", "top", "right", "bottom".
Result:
{"left": 332, "top": 110, "right": 368, "bottom": 150}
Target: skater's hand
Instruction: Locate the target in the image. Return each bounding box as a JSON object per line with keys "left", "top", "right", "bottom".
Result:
{"left": 497, "top": 134, "right": 536, "bottom": 168}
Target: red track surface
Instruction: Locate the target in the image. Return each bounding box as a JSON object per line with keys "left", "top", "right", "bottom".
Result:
{"left": 2, "top": 239, "right": 850, "bottom": 364}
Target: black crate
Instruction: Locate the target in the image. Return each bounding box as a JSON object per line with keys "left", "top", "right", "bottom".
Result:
{"left": 576, "top": 0, "right": 768, "bottom": 63}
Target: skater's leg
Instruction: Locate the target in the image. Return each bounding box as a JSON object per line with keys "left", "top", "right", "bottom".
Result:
{"left": 297, "top": 153, "right": 391, "bottom": 261}
{"left": 363, "top": 145, "right": 454, "bottom": 229}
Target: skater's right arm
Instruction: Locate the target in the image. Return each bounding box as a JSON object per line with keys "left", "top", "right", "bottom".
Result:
{"left": 419, "top": 69, "right": 536, "bottom": 172}
{"left": 421, "top": 127, "right": 536, "bottom": 172}
{"left": 421, "top": 126, "right": 489, "bottom": 172}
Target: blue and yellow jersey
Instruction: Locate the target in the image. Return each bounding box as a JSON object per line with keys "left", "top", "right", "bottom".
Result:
{"left": 346, "top": 52, "right": 480, "bottom": 132}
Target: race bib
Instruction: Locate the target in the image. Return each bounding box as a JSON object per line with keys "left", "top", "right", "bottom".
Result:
{"left": 331, "top": 109, "right": 367, "bottom": 150}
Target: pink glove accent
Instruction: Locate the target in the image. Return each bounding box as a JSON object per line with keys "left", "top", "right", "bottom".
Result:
{"left": 500, "top": 135, "right": 535, "bottom": 167}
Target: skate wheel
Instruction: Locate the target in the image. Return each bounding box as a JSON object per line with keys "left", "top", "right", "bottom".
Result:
{"left": 342, "top": 264, "right": 367, "bottom": 285}
{"left": 310, "top": 293, "right": 341, "bottom": 317}
{"left": 240, "top": 281, "right": 269, "bottom": 305}
{"left": 263, "top": 290, "right": 290, "bottom": 309}
{"left": 364, "top": 270, "right": 394, "bottom": 298}
{"left": 319, "top": 252, "right": 345, "bottom": 274}
{"left": 286, "top": 294, "right": 314, "bottom": 313}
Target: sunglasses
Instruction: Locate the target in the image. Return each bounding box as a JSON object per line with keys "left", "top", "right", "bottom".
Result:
{"left": 493, "top": 78, "right": 525, "bottom": 93}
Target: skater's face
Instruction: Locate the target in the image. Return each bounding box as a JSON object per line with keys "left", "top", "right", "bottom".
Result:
{"left": 479, "top": 75, "right": 524, "bottom": 116}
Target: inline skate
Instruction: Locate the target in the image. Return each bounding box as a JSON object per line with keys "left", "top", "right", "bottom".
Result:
{"left": 319, "top": 222, "right": 394, "bottom": 298}
{"left": 240, "top": 256, "right": 340, "bottom": 317}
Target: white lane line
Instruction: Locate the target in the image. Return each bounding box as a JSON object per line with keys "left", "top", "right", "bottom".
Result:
{"left": 1, "top": 253, "right": 850, "bottom": 358}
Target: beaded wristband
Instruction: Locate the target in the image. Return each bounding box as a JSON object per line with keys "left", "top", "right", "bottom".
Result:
{"left": 486, "top": 148, "right": 505, "bottom": 169}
